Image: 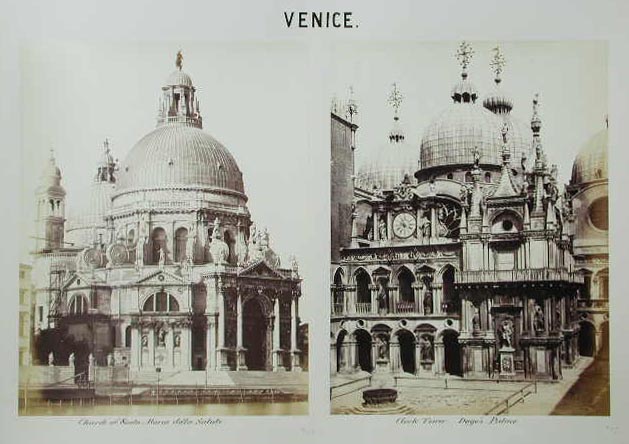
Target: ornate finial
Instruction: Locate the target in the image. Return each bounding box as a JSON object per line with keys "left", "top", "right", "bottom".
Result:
{"left": 455, "top": 41, "right": 475, "bottom": 77}
{"left": 501, "top": 122, "right": 509, "bottom": 145}
{"left": 388, "top": 82, "right": 403, "bottom": 119}
{"left": 103, "top": 138, "right": 110, "bottom": 153}
{"left": 531, "top": 93, "right": 542, "bottom": 134}
{"left": 346, "top": 86, "right": 358, "bottom": 121}
{"left": 490, "top": 45, "right": 506, "bottom": 83}
{"left": 175, "top": 50, "right": 183, "bottom": 71}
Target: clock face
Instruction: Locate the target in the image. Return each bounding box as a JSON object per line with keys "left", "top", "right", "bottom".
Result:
{"left": 393, "top": 212, "right": 417, "bottom": 239}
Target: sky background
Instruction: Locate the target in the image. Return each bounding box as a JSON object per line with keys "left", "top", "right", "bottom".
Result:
{"left": 324, "top": 41, "right": 608, "bottom": 182}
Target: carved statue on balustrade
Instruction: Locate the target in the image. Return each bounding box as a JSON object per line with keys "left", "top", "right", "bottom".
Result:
{"left": 534, "top": 305, "right": 545, "bottom": 333}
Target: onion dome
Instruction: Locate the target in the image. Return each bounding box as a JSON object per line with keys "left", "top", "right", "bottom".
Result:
{"left": 356, "top": 83, "right": 419, "bottom": 190}
{"left": 38, "top": 150, "right": 65, "bottom": 194}
{"left": 113, "top": 52, "right": 246, "bottom": 200}
{"left": 570, "top": 125, "right": 608, "bottom": 186}
{"left": 420, "top": 42, "right": 504, "bottom": 171}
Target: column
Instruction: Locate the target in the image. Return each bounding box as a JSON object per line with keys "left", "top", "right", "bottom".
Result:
{"left": 430, "top": 206, "right": 438, "bottom": 240}
{"left": 330, "top": 342, "right": 337, "bottom": 373}
{"left": 414, "top": 339, "right": 422, "bottom": 375}
{"left": 216, "top": 284, "right": 229, "bottom": 370}
{"left": 290, "top": 297, "right": 302, "bottom": 371}
{"left": 148, "top": 327, "right": 155, "bottom": 369}
{"left": 433, "top": 283, "right": 443, "bottom": 315}
{"left": 373, "top": 211, "right": 380, "bottom": 241}
{"left": 165, "top": 327, "right": 174, "bottom": 370}
{"left": 236, "top": 293, "right": 247, "bottom": 370}
{"left": 412, "top": 283, "right": 421, "bottom": 314}
{"left": 349, "top": 339, "right": 357, "bottom": 371}
{"left": 544, "top": 298, "right": 552, "bottom": 334}
{"left": 130, "top": 326, "right": 140, "bottom": 369}
{"left": 182, "top": 326, "right": 192, "bottom": 370}
{"left": 272, "top": 298, "right": 283, "bottom": 371}
{"left": 370, "top": 285, "right": 378, "bottom": 314}
{"left": 390, "top": 336, "right": 400, "bottom": 373}
{"left": 390, "top": 286, "right": 398, "bottom": 313}
{"left": 387, "top": 210, "right": 393, "bottom": 240}
{"left": 205, "top": 318, "right": 215, "bottom": 371}
{"left": 348, "top": 286, "right": 357, "bottom": 314}
{"left": 434, "top": 340, "right": 445, "bottom": 375}
{"left": 417, "top": 282, "right": 424, "bottom": 315}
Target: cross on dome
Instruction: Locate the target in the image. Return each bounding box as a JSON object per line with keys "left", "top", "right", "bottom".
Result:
{"left": 490, "top": 45, "right": 507, "bottom": 83}
{"left": 388, "top": 82, "right": 403, "bottom": 118}
{"left": 455, "top": 41, "right": 475, "bottom": 75}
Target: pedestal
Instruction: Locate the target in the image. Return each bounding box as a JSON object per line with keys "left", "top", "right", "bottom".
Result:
{"left": 291, "top": 349, "right": 302, "bottom": 372}
{"left": 236, "top": 347, "right": 248, "bottom": 371}
{"left": 272, "top": 349, "right": 285, "bottom": 371}
{"left": 216, "top": 348, "right": 231, "bottom": 371}
{"left": 375, "top": 358, "right": 390, "bottom": 373}
{"left": 499, "top": 347, "right": 516, "bottom": 377}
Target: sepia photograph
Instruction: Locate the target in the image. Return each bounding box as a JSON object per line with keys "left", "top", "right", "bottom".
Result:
{"left": 329, "top": 41, "right": 609, "bottom": 415}
{"left": 17, "top": 42, "right": 314, "bottom": 416}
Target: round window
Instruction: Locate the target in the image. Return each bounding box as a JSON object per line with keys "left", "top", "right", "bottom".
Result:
{"left": 502, "top": 219, "right": 514, "bottom": 231}
{"left": 588, "top": 197, "right": 608, "bottom": 231}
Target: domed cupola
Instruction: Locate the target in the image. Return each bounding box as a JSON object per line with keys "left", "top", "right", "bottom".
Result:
{"left": 419, "top": 42, "right": 503, "bottom": 176}
{"left": 482, "top": 46, "right": 533, "bottom": 171}
{"left": 66, "top": 140, "right": 117, "bottom": 248}
{"left": 356, "top": 83, "right": 419, "bottom": 191}
{"left": 113, "top": 51, "right": 246, "bottom": 204}
{"left": 570, "top": 121, "right": 608, "bottom": 187}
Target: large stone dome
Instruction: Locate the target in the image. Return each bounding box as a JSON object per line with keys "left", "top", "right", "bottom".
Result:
{"left": 571, "top": 127, "right": 608, "bottom": 186}
{"left": 115, "top": 124, "right": 245, "bottom": 196}
{"left": 420, "top": 102, "right": 503, "bottom": 170}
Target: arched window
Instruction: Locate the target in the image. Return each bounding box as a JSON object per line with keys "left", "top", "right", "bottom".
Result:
{"left": 142, "top": 292, "right": 180, "bottom": 312}
{"left": 68, "top": 294, "right": 89, "bottom": 315}
{"left": 398, "top": 268, "right": 415, "bottom": 303}
{"left": 333, "top": 269, "right": 344, "bottom": 306}
{"left": 125, "top": 326, "right": 132, "bottom": 347}
{"left": 442, "top": 266, "right": 458, "bottom": 314}
{"left": 484, "top": 172, "right": 491, "bottom": 183}
{"left": 355, "top": 269, "right": 371, "bottom": 304}
{"left": 174, "top": 227, "right": 188, "bottom": 263}
{"left": 151, "top": 227, "right": 167, "bottom": 264}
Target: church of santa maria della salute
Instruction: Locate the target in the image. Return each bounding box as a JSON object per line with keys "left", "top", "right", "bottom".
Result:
{"left": 330, "top": 42, "right": 609, "bottom": 394}
{"left": 21, "top": 51, "right": 308, "bottom": 404}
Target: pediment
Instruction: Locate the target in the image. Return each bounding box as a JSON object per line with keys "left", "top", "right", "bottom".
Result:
{"left": 136, "top": 269, "right": 185, "bottom": 285}
{"left": 239, "top": 260, "right": 286, "bottom": 280}
{"left": 63, "top": 272, "right": 102, "bottom": 290}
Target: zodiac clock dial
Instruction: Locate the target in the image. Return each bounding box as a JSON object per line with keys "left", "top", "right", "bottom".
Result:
{"left": 393, "top": 212, "right": 417, "bottom": 238}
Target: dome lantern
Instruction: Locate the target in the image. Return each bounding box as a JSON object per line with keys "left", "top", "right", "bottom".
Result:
{"left": 451, "top": 41, "right": 478, "bottom": 103}
{"left": 483, "top": 46, "right": 514, "bottom": 115}
{"left": 157, "top": 50, "right": 203, "bottom": 129}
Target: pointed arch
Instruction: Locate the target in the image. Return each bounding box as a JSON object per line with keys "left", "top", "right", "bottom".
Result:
{"left": 397, "top": 266, "right": 415, "bottom": 304}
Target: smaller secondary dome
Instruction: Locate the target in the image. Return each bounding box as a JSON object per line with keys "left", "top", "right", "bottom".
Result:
{"left": 483, "top": 81, "right": 514, "bottom": 115}
{"left": 166, "top": 69, "right": 194, "bottom": 88}
{"left": 571, "top": 127, "right": 608, "bottom": 186}
{"left": 451, "top": 73, "right": 478, "bottom": 103}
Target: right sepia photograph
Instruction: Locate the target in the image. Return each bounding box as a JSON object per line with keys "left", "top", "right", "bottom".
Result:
{"left": 329, "top": 41, "right": 609, "bottom": 416}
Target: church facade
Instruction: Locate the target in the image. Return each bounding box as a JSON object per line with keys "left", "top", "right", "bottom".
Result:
{"left": 30, "top": 53, "right": 304, "bottom": 376}
{"left": 330, "top": 43, "right": 608, "bottom": 381}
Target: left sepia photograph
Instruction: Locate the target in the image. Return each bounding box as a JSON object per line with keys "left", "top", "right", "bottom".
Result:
{"left": 18, "top": 42, "right": 312, "bottom": 416}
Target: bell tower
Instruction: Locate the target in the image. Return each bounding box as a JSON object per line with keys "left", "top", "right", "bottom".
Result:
{"left": 35, "top": 150, "right": 66, "bottom": 251}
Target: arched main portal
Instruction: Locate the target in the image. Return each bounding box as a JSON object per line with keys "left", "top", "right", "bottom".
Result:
{"left": 443, "top": 330, "right": 462, "bottom": 376}
{"left": 578, "top": 321, "right": 595, "bottom": 357}
{"left": 397, "top": 330, "right": 416, "bottom": 374}
{"left": 243, "top": 298, "right": 269, "bottom": 370}
{"left": 354, "top": 329, "right": 373, "bottom": 372}
{"left": 336, "top": 330, "right": 347, "bottom": 373}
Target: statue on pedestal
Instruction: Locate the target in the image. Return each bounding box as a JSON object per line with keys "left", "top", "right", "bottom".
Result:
{"left": 419, "top": 336, "right": 434, "bottom": 362}
{"left": 500, "top": 319, "right": 513, "bottom": 348}
{"left": 107, "top": 353, "right": 114, "bottom": 367}
{"left": 48, "top": 351, "right": 54, "bottom": 366}
{"left": 472, "top": 307, "right": 481, "bottom": 332}
{"left": 158, "top": 246, "right": 166, "bottom": 268}
{"left": 534, "top": 305, "right": 545, "bottom": 333}
{"left": 378, "top": 218, "right": 387, "bottom": 240}
{"left": 423, "top": 289, "right": 433, "bottom": 315}
{"left": 69, "top": 352, "right": 75, "bottom": 369}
